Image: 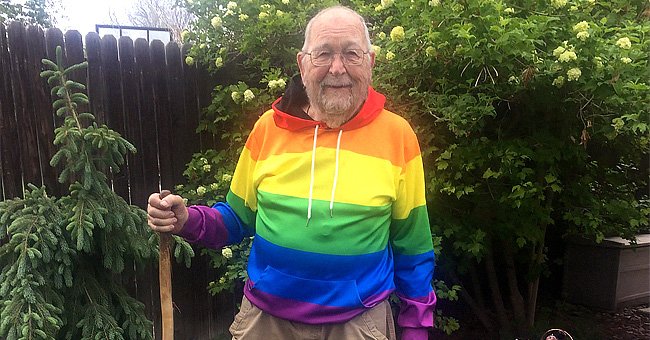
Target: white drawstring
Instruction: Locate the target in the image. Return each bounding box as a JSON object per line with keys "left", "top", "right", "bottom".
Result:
{"left": 307, "top": 125, "right": 319, "bottom": 224}
{"left": 329, "top": 130, "right": 343, "bottom": 217}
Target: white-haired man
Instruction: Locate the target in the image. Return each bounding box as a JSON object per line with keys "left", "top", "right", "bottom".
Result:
{"left": 147, "top": 6, "right": 436, "bottom": 339}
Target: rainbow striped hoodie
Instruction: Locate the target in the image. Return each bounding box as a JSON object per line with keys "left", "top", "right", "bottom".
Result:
{"left": 179, "top": 81, "right": 436, "bottom": 339}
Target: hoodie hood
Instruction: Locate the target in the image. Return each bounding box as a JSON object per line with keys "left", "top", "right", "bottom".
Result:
{"left": 272, "top": 75, "right": 386, "bottom": 131}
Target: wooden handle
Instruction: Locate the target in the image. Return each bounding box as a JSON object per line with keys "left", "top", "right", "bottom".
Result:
{"left": 159, "top": 190, "right": 174, "bottom": 340}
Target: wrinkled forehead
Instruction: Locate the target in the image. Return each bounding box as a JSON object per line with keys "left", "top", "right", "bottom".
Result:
{"left": 305, "top": 10, "right": 367, "bottom": 51}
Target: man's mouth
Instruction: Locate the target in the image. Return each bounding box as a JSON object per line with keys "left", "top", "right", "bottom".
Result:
{"left": 323, "top": 84, "right": 352, "bottom": 89}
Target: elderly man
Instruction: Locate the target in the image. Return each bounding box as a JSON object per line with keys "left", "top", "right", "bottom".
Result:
{"left": 147, "top": 6, "right": 436, "bottom": 340}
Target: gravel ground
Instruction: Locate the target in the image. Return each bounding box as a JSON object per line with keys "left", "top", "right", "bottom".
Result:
{"left": 432, "top": 303, "right": 650, "bottom": 339}
{"left": 598, "top": 306, "right": 650, "bottom": 340}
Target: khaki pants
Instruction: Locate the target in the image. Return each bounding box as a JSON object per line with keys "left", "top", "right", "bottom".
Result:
{"left": 230, "top": 296, "right": 397, "bottom": 340}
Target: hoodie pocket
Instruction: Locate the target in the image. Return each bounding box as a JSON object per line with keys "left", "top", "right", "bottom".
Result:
{"left": 252, "top": 265, "right": 366, "bottom": 308}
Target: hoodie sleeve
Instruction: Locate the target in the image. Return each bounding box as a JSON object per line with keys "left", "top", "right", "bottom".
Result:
{"left": 177, "top": 202, "right": 251, "bottom": 248}
{"left": 390, "top": 129, "right": 436, "bottom": 340}
{"left": 176, "top": 124, "right": 261, "bottom": 247}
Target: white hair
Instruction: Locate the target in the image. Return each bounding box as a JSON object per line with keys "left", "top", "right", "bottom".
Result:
{"left": 301, "top": 6, "right": 372, "bottom": 52}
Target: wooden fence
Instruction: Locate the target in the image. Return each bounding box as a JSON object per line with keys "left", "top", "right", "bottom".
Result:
{"left": 0, "top": 21, "right": 235, "bottom": 339}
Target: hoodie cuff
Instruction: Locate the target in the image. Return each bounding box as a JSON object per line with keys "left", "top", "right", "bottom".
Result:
{"left": 401, "top": 327, "right": 429, "bottom": 340}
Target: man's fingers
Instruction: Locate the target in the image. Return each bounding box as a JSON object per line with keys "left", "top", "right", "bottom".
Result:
{"left": 147, "top": 215, "right": 178, "bottom": 232}
{"left": 147, "top": 206, "right": 176, "bottom": 219}
{"left": 149, "top": 192, "right": 183, "bottom": 210}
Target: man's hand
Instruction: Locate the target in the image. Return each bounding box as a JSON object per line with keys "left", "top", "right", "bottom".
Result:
{"left": 147, "top": 192, "right": 189, "bottom": 234}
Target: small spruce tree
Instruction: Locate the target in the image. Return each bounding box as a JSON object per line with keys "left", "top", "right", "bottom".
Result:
{"left": 0, "top": 46, "right": 155, "bottom": 339}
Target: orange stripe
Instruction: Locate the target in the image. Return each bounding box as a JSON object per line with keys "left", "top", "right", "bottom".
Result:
{"left": 246, "top": 109, "right": 422, "bottom": 166}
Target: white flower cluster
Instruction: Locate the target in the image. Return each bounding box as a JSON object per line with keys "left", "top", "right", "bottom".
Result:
{"left": 573, "top": 21, "right": 590, "bottom": 41}
{"left": 211, "top": 16, "right": 222, "bottom": 28}
{"left": 222, "top": 248, "right": 233, "bottom": 259}
{"left": 243, "top": 89, "right": 255, "bottom": 102}
{"left": 566, "top": 67, "right": 581, "bottom": 81}
{"left": 551, "top": 0, "right": 567, "bottom": 8}
{"left": 616, "top": 37, "right": 631, "bottom": 49}
{"left": 553, "top": 43, "right": 577, "bottom": 63}
{"left": 268, "top": 78, "right": 287, "bottom": 90}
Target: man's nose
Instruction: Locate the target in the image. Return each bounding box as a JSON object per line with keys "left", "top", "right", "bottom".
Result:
{"left": 328, "top": 54, "right": 347, "bottom": 75}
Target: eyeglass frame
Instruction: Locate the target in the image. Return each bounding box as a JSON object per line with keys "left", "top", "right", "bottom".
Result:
{"left": 302, "top": 49, "right": 370, "bottom": 67}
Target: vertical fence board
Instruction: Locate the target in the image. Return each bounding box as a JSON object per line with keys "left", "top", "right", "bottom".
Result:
{"left": 165, "top": 42, "right": 190, "bottom": 186}
{"left": 119, "top": 36, "right": 144, "bottom": 206}
{"left": 27, "top": 25, "right": 61, "bottom": 197}
{"left": 85, "top": 32, "right": 105, "bottom": 125}
{"left": 101, "top": 35, "right": 129, "bottom": 198}
{"left": 150, "top": 40, "right": 173, "bottom": 191}
{"left": 134, "top": 38, "right": 159, "bottom": 195}
{"left": 0, "top": 23, "right": 22, "bottom": 199}
{"left": 63, "top": 30, "right": 88, "bottom": 120}
{"left": 44, "top": 28, "right": 65, "bottom": 129}
{"left": 8, "top": 22, "right": 41, "bottom": 188}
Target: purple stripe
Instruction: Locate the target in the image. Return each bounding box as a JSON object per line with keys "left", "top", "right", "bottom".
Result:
{"left": 177, "top": 205, "right": 228, "bottom": 249}
{"left": 244, "top": 279, "right": 393, "bottom": 325}
{"left": 396, "top": 291, "right": 437, "bottom": 328}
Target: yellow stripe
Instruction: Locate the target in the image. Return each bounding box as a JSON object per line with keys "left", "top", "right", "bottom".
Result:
{"left": 256, "top": 148, "right": 401, "bottom": 207}
{"left": 230, "top": 147, "right": 258, "bottom": 211}
{"left": 392, "top": 155, "right": 426, "bottom": 219}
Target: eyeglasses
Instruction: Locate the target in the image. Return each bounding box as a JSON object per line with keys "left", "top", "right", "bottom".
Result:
{"left": 303, "top": 49, "right": 369, "bottom": 67}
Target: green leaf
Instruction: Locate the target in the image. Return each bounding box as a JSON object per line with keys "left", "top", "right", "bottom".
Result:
{"left": 516, "top": 237, "right": 526, "bottom": 248}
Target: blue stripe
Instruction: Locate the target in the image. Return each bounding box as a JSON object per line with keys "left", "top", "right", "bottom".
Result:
{"left": 393, "top": 250, "right": 435, "bottom": 297}
{"left": 247, "top": 235, "right": 395, "bottom": 307}
{"left": 213, "top": 202, "right": 253, "bottom": 244}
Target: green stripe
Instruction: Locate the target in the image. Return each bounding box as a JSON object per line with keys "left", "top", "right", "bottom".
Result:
{"left": 390, "top": 205, "right": 433, "bottom": 255}
{"left": 226, "top": 190, "right": 257, "bottom": 233}
{"left": 256, "top": 191, "right": 391, "bottom": 255}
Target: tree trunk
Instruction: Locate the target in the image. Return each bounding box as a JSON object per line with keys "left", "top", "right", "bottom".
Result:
{"left": 469, "top": 263, "right": 487, "bottom": 310}
{"left": 502, "top": 242, "right": 527, "bottom": 331}
{"left": 484, "top": 245, "right": 510, "bottom": 333}
{"left": 526, "top": 224, "right": 547, "bottom": 327}
{"left": 448, "top": 271, "right": 495, "bottom": 332}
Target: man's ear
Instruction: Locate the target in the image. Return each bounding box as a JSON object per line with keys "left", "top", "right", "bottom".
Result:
{"left": 369, "top": 50, "right": 376, "bottom": 68}
{"left": 297, "top": 52, "right": 305, "bottom": 77}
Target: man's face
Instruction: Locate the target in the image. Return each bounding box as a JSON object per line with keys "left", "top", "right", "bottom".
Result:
{"left": 298, "top": 11, "right": 375, "bottom": 118}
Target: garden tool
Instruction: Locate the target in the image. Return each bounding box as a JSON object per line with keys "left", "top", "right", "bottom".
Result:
{"left": 159, "top": 190, "right": 174, "bottom": 340}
